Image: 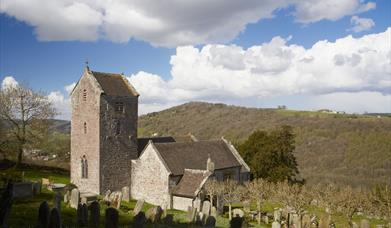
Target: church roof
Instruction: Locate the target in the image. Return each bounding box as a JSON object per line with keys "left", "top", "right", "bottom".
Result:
{"left": 153, "top": 139, "right": 242, "bottom": 176}
{"left": 137, "top": 136, "right": 176, "bottom": 155}
{"left": 172, "top": 169, "right": 211, "bottom": 198}
{"left": 91, "top": 71, "right": 139, "bottom": 97}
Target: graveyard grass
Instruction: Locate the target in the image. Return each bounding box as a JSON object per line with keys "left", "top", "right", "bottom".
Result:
{"left": 6, "top": 166, "right": 388, "bottom": 227}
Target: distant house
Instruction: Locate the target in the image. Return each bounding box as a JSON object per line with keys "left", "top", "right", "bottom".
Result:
{"left": 70, "top": 66, "right": 250, "bottom": 210}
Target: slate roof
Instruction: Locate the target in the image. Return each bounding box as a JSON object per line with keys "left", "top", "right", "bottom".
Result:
{"left": 153, "top": 140, "right": 242, "bottom": 176}
{"left": 172, "top": 169, "right": 211, "bottom": 198}
{"left": 91, "top": 71, "right": 139, "bottom": 97}
{"left": 137, "top": 136, "right": 176, "bottom": 154}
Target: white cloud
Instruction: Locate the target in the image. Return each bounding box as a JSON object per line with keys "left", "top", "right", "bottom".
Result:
{"left": 65, "top": 82, "right": 76, "bottom": 95}
{"left": 1, "top": 76, "right": 19, "bottom": 90}
{"left": 47, "top": 91, "right": 71, "bottom": 120}
{"left": 0, "top": 0, "right": 375, "bottom": 46}
{"left": 128, "top": 27, "right": 391, "bottom": 114}
{"left": 349, "top": 16, "right": 375, "bottom": 33}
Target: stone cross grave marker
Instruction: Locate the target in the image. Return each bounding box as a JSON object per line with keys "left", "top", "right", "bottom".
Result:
{"left": 201, "top": 200, "right": 211, "bottom": 216}
{"left": 89, "top": 201, "right": 100, "bottom": 228}
{"left": 48, "top": 207, "right": 61, "bottom": 228}
{"left": 37, "top": 201, "right": 49, "bottom": 228}
{"left": 133, "top": 199, "right": 144, "bottom": 216}
{"left": 70, "top": 188, "right": 80, "bottom": 209}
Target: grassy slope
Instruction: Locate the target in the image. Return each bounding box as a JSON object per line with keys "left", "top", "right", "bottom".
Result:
{"left": 138, "top": 102, "right": 391, "bottom": 187}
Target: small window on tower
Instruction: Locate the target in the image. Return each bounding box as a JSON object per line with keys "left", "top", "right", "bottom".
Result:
{"left": 83, "top": 89, "right": 87, "bottom": 101}
{"left": 115, "top": 102, "right": 124, "bottom": 112}
{"left": 81, "top": 155, "right": 88, "bottom": 178}
{"left": 84, "top": 122, "right": 87, "bottom": 134}
{"left": 115, "top": 121, "right": 121, "bottom": 135}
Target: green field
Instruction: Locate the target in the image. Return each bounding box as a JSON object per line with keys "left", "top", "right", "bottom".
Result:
{"left": 3, "top": 166, "right": 389, "bottom": 227}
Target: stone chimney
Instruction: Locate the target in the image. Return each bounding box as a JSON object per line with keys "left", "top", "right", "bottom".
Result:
{"left": 206, "top": 154, "right": 215, "bottom": 172}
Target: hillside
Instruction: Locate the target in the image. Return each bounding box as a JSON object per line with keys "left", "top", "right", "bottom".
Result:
{"left": 138, "top": 102, "right": 391, "bottom": 187}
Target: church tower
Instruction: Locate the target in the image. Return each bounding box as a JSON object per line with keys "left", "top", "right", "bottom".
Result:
{"left": 70, "top": 66, "right": 139, "bottom": 194}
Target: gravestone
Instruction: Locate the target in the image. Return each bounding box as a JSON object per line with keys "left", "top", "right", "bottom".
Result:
{"left": 196, "top": 212, "right": 205, "bottom": 226}
{"left": 145, "top": 206, "right": 163, "bottom": 223}
{"left": 54, "top": 191, "right": 62, "bottom": 212}
{"left": 202, "top": 201, "right": 211, "bottom": 216}
{"left": 77, "top": 203, "right": 88, "bottom": 226}
{"left": 121, "top": 186, "right": 130, "bottom": 202}
{"left": 205, "top": 215, "right": 216, "bottom": 227}
{"left": 110, "top": 191, "right": 122, "bottom": 209}
{"left": 133, "top": 212, "right": 147, "bottom": 228}
{"left": 133, "top": 199, "right": 144, "bottom": 216}
{"left": 103, "top": 190, "right": 111, "bottom": 202}
{"left": 89, "top": 201, "right": 100, "bottom": 228}
{"left": 194, "top": 198, "right": 202, "bottom": 212}
{"left": 187, "top": 206, "right": 196, "bottom": 222}
{"left": 13, "top": 182, "right": 34, "bottom": 198}
{"left": 274, "top": 209, "right": 282, "bottom": 222}
{"left": 0, "top": 183, "right": 13, "bottom": 228}
{"left": 48, "top": 208, "right": 61, "bottom": 228}
{"left": 232, "top": 208, "right": 244, "bottom": 218}
{"left": 63, "top": 190, "right": 70, "bottom": 204}
{"left": 230, "top": 215, "right": 244, "bottom": 228}
{"left": 292, "top": 214, "right": 300, "bottom": 228}
{"left": 105, "top": 208, "right": 119, "bottom": 228}
{"left": 210, "top": 206, "right": 217, "bottom": 218}
{"left": 360, "top": 219, "right": 370, "bottom": 228}
{"left": 263, "top": 215, "right": 269, "bottom": 224}
{"left": 70, "top": 188, "right": 80, "bottom": 209}
{"left": 32, "top": 182, "right": 42, "bottom": 195}
{"left": 272, "top": 221, "right": 282, "bottom": 228}
{"left": 37, "top": 201, "right": 49, "bottom": 228}
{"left": 42, "top": 178, "right": 50, "bottom": 187}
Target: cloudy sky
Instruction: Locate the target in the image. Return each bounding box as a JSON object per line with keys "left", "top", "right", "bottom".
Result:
{"left": 1, "top": 0, "right": 390, "bottom": 119}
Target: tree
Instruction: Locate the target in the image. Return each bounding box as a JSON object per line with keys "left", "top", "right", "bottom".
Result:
{"left": 205, "top": 178, "right": 224, "bottom": 208}
{"left": 370, "top": 185, "right": 391, "bottom": 223}
{"left": 220, "top": 179, "right": 239, "bottom": 220}
{"left": 246, "top": 179, "right": 271, "bottom": 225}
{"left": 238, "top": 125, "right": 299, "bottom": 182}
{"left": 0, "top": 84, "right": 56, "bottom": 164}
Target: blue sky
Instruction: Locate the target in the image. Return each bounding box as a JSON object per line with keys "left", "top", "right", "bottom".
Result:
{"left": 1, "top": 0, "right": 390, "bottom": 119}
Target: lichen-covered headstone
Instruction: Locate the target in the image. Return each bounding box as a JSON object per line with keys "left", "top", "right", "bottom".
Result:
{"left": 201, "top": 201, "right": 211, "bottom": 216}
{"left": 105, "top": 208, "right": 118, "bottom": 228}
{"left": 121, "top": 186, "right": 130, "bottom": 202}
{"left": 37, "top": 201, "right": 49, "bottom": 228}
{"left": 110, "top": 191, "right": 122, "bottom": 209}
{"left": 48, "top": 208, "right": 61, "bottom": 228}
{"left": 89, "top": 201, "right": 100, "bottom": 228}
{"left": 133, "top": 199, "right": 144, "bottom": 216}
{"left": 70, "top": 188, "right": 80, "bottom": 209}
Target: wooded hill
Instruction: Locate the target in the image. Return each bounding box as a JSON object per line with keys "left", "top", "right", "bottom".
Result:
{"left": 138, "top": 102, "right": 391, "bottom": 188}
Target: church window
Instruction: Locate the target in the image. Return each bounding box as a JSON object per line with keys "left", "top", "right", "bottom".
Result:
{"left": 115, "top": 102, "right": 124, "bottom": 112}
{"left": 83, "top": 89, "right": 87, "bottom": 101}
{"left": 115, "top": 120, "right": 121, "bottom": 135}
{"left": 84, "top": 122, "right": 87, "bottom": 134}
{"left": 81, "top": 155, "right": 88, "bottom": 178}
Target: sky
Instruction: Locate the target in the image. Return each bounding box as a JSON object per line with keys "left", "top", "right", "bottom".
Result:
{"left": 0, "top": 0, "right": 390, "bottom": 120}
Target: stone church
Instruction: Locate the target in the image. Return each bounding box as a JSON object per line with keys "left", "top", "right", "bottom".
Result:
{"left": 70, "top": 67, "right": 250, "bottom": 210}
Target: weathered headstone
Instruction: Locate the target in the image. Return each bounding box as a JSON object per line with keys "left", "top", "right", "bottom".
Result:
{"left": 89, "top": 201, "right": 100, "bottom": 228}
{"left": 48, "top": 207, "right": 61, "bottom": 228}
{"left": 105, "top": 207, "right": 119, "bottom": 228}
{"left": 202, "top": 201, "right": 211, "bottom": 216}
{"left": 103, "top": 190, "right": 111, "bottom": 202}
{"left": 63, "top": 190, "right": 70, "bottom": 204}
{"left": 230, "top": 215, "right": 244, "bottom": 228}
{"left": 274, "top": 209, "right": 282, "bottom": 222}
{"left": 37, "top": 201, "right": 49, "bottom": 228}
{"left": 205, "top": 215, "right": 216, "bottom": 227}
{"left": 111, "top": 191, "right": 122, "bottom": 209}
{"left": 54, "top": 191, "right": 62, "bottom": 212}
{"left": 133, "top": 199, "right": 144, "bottom": 216}
{"left": 13, "top": 182, "right": 34, "bottom": 198}
{"left": 133, "top": 212, "right": 147, "bottom": 228}
{"left": 187, "top": 206, "right": 196, "bottom": 222}
{"left": 272, "top": 221, "right": 282, "bottom": 228}
{"left": 121, "top": 186, "right": 130, "bottom": 202}
{"left": 77, "top": 203, "right": 88, "bottom": 226}
{"left": 145, "top": 206, "right": 163, "bottom": 223}
{"left": 210, "top": 206, "right": 217, "bottom": 218}
{"left": 32, "top": 182, "right": 42, "bottom": 195}
{"left": 360, "top": 219, "right": 370, "bottom": 228}
{"left": 232, "top": 208, "right": 244, "bottom": 218}
{"left": 70, "top": 188, "right": 80, "bottom": 209}
{"left": 194, "top": 198, "right": 201, "bottom": 212}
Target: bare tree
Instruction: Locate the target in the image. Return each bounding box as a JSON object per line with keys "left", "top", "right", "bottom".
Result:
{"left": 370, "top": 185, "right": 391, "bottom": 223}
{"left": 205, "top": 178, "right": 224, "bottom": 208}
{"left": 0, "top": 84, "right": 56, "bottom": 164}
{"left": 221, "top": 179, "right": 238, "bottom": 220}
{"left": 246, "top": 178, "right": 271, "bottom": 225}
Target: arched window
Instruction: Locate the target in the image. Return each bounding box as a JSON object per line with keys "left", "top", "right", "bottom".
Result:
{"left": 84, "top": 122, "right": 87, "bottom": 134}
{"left": 81, "top": 155, "right": 88, "bottom": 178}
{"left": 83, "top": 89, "right": 87, "bottom": 101}
{"left": 115, "top": 120, "right": 121, "bottom": 135}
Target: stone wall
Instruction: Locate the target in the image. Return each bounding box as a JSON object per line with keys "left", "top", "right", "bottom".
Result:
{"left": 71, "top": 70, "right": 102, "bottom": 194}
{"left": 131, "top": 144, "right": 171, "bottom": 208}
{"left": 172, "top": 196, "right": 193, "bottom": 211}
{"left": 99, "top": 95, "right": 138, "bottom": 193}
